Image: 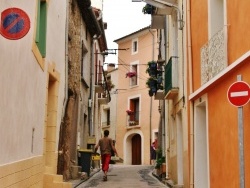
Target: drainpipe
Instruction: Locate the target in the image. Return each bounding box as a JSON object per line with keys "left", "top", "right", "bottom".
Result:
{"left": 164, "top": 15, "right": 170, "bottom": 179}
{"left": 187, "top": 0, "right": 194, "bottom": 187}
{"left": 149, "top": 28, "right": 155, "bottom": 164}
{"left": 62, "top": 0, "right": 69, "bottom": 119}
{"left": 89, "top": 38, "right": 95, "bottom": 137}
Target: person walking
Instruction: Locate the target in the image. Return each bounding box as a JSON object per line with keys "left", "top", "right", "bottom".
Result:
{"left": 94, "top": 130, "right": 118, "bottom": 181}
{"left": 150, "top": 141, "right": 156, "bottom": 165}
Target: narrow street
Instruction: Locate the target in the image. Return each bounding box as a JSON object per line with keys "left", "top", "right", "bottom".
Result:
{"left": 75, "top": 165, "right": 168, "bottom": 188}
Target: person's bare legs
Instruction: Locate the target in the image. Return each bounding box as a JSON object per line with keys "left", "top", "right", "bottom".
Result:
{"left": 103, "top": 171, "right": 107, "bottom": 181}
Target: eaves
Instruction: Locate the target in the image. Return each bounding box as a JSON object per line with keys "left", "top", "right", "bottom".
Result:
{"left": 77, "top": 0, "right": 102, "bottom": 38}
{"left": 114, "top": 25, "right": 152, "bottom": 43}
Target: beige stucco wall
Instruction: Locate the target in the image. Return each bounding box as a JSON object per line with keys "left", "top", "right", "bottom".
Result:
{"left": 114, "top": 28, "right": 160, "bottom": 165}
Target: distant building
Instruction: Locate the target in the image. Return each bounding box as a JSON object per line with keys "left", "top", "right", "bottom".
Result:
{"left": 112, "top": 26, "right": 160, "bottom": 165}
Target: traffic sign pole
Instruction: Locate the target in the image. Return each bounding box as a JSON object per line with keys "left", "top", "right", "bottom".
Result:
{"left": 237, "top": 75, "right": 245, "bottom": 188}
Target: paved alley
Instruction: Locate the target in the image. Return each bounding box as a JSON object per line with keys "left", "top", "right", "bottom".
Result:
{"left": 75, "top": 165, "right": 168, "bottom": 188}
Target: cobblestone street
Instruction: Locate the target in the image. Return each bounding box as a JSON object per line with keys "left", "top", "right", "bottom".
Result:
{"left": 75, "top": 165, "right": 168, "bottom": 188}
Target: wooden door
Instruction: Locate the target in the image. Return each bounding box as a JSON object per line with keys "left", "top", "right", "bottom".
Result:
{"left": 132, "top": 134, "right": 141, "bottom": 165}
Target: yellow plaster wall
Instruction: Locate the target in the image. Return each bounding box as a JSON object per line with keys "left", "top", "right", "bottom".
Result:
{"left": 0, "top": 156, "right": 44, "bottom": 188}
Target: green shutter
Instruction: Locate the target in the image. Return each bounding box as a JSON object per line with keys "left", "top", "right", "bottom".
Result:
{"left": 36, "top": 0, "right": 47, "bottom": 57}
{"left": 35, "top": 0, "right": 40, "bottom": 43}
{"left": 164, "top": 58, "right": 172, "bottom": 94}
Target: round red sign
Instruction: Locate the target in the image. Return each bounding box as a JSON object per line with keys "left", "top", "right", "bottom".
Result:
{"left": 0, "top": 8, "right": 30, "bottom": 40}
{"left": 227, "top": 81, "right": 250, "bottom": 107}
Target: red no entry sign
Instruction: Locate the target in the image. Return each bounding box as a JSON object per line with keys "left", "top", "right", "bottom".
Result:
{"left": 227, "top": 81, "right": 250, "bottom": 107}
{"left": 0, "top": 8, "right": 30, "bottom": 40}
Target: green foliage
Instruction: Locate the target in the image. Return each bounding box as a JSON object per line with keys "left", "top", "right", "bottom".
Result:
{"left": 155, "top": 149, "right": 165, "bottom": 169}
{"left": 142, "top": 4, "right": 155, "bottom": 14}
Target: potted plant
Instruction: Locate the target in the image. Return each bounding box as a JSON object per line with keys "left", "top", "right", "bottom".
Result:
{"left": 126, "top": 72, "right": 137, "bottom": 78}
{"left": 126, "top": 109, "right": 134, "bottom": 115}
{"left": 146, "top": 61, "right": 158, "bottom": 77}
{"left": 105, "top": 80, "right": 115, "bottom": 91}
{"left": 155, "top": 149, "right": 165, "bottom": 176}
{"left": 142, "top": 4, "right": 155, "bottom": 14}
{"left": 146, "top": 77, "right": 157, "bottom": 88}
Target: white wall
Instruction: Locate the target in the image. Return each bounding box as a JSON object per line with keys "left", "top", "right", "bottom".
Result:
{"left": 0, "top": 0, "right": 66, "bottom": 165}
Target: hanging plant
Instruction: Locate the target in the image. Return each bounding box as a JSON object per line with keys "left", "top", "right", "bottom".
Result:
{"left": 126, "top": 72, "right": 137, "bottom": 78}
{"left": 105, "top": 80, "right": 115, "bottom": 91}
{"left": 126, "top": 109, "right": 134, "bottom": 115}
{"left": 146, "top": 61, "right": 158, "bottom": 77}
{"left": 142, "top": 4, "right": 155, "bottom": 14}
{"left": 146, "top": 77, "right": 157, "bottom": 88}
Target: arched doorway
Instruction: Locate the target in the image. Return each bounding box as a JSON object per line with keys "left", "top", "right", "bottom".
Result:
{"left": 132, "top": 134, "right": 141, "bottom": 165}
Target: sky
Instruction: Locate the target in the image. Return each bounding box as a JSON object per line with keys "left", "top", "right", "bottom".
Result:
{"left": 102, "top": 0, "right": 151, "bottom": 63}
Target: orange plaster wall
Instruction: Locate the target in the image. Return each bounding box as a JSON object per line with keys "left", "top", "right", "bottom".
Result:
{"left": 227, "top": 0, "right": 250, "bottom": 63}
{"left": 189, "top": 0, "right": 250, "bottom": 187}
{"left": 190, "top": 0, "right": 208, "bottom": 91}
{"left": 208, "top": 59, "right": 250, "bottom": 187}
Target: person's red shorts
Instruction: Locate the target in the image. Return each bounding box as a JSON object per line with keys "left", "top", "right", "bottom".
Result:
{"left": 101, "top": 154, "right": 111, "bottom": 172}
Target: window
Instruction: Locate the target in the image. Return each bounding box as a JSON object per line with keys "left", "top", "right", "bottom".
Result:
{"left": 102, "top": 108, "right": 110, "bottom": 127}
{"left": 81, "top": 41, "right": 88, "bottom": 79}
{"left": 128, "top": 98, "right": 140, "bottom": 126}
{"left": 107, "top": 109, "right": 110, "bottom": 126}
{"left": 35, "top": 0, "right": 47, "bottom": 57}
{"left": 208, "top": 0, "right": 224, "bottom": 38}
{"left": 132, "top": 38, "right": 138, "bottom": 54}
{"left": 130, "top": 64, "right": 138, "bottom": 86}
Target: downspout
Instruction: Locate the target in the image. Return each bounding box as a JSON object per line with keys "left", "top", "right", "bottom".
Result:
{"left": 85, "top": 4, "right": 102, "bottom": 137}
{"left": 149, "top": 28, "right": 155, "bottom": 164}
{"left": 62, "top": 0, "right": 69, "bottom": 121}
{"left": 164, "top": 15, "right": 170, "bottom": 178}
{"left": 187, "top": 0, "right": 194, "bottom": 187}
{"left": 89, "top": 38, "right": 95, "bottom": 137}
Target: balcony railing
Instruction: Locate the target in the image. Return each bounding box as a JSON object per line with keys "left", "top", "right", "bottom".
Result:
{"left": 126, "top": 111, "right": 140, "bottom": 127}
{"left": 164, "top": 57, "right": 179, "bottom": 99}
{"left": 95, "top": 65, "right": 111, "bottom": 103}
{"left": 102, "top": 121, "right": 110, "bottom": 127}
{"left": 201, "top": 28, "right": 227, "bottom": 84}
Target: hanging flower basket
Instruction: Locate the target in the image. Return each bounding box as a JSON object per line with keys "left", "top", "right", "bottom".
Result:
{"left": 126, "top": 110, "right": 134, "bottom": 115}
{"left": 126, "top": 72, "right": 137, "bottom": 78}
{"left": 142, "top": 4, "right": 156, "bottom": 14}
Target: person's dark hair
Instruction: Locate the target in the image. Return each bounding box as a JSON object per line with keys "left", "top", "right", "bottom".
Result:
{"left": 104, "top": 130, "right": 109, "bottom": 136}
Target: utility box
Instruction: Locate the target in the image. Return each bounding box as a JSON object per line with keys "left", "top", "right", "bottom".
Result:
{"left": 78, "top": 149, "right": 93, "bottom": 177}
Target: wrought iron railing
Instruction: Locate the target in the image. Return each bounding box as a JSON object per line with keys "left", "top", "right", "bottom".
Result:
{"left": 102, "top": 121, "right": 110, "bottom": 127}
{"left": 127, "top": 111, "right": 140, "bottom": 127}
